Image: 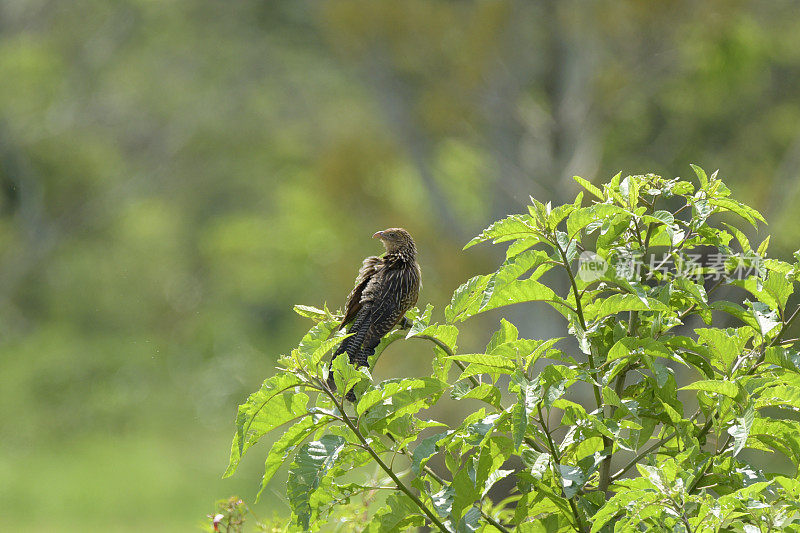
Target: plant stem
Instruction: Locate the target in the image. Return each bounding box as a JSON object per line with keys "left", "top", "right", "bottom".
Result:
{"left": 320, "top": 381, "right": 452, "bottom": 532}
{"left": 552, "top": 236, "right": 610, "bottom": 500}
{"left": 386, "top": 436, "right": 513, "bottom": 533}
{"left": 611, "top": 430, "right": 677, "bottom": 481}
{"left": 411, "top": 334, "right": 480, "bottom": 388}
{"left": 552, "top": 238, "right": 602, "bottom": 407}
{"left": 537, "top": 405, "right": 587, "bottom": 533}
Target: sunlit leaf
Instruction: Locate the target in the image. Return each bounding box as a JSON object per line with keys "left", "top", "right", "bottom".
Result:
{"left": 287, "top": 435, "right": 346, "bottom": 530}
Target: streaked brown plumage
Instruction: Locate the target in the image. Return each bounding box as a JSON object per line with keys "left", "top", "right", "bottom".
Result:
{"left": 327, "top": 228, "right": 421, "bottom": 400}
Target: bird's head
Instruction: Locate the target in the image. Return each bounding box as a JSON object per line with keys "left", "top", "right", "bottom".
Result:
{"left": 373, "top": 228, "right": 416, "bottom": 256}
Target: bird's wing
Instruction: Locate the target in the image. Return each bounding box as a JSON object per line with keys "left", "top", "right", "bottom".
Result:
{"left": 362, "top": 265, "right": 419, "bottom": 342}
{"left": 340, "top": 256, "right": 383, "bottom": 328}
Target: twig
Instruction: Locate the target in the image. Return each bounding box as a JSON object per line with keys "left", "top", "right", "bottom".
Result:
{"left": 317, "top": 378, "right": 452, "bottom": 532}
{"left": 537, "top": 405, "right": 587, "bottom": 533}
{"left": 411, "top": 334, "right": 478, "bottom": 388}
{"left": 552, "top": 236, "right": 609, "bottom": 498}
{"left": 385, "top": 435, "right": 513, "bottom": 533}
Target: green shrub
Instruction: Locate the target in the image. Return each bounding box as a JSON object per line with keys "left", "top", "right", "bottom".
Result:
{"left": 222, "top": 167, "right": 800, "bottom": 532}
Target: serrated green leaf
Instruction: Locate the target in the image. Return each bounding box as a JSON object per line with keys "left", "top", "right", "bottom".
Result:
{"left": 446, "top": 274, "right": 490, "bottom": 322}
{"left": 710, "top": 197, "right": 766, "bottom": 227}
{"left": 330, "top": 352, "right": 369, "bottom": 396}
{"left": 297, "top": 320, "right": 339, "bottom": 363}
{"left": 486, "top": 318, "right": 519, "bottom": 353}
{"left": 566, "top": 204, "right": 628, "bottom": 239}
{"left": 480, "top": 250, "right": 553, "bottom": 311}
{"left": 573, "top": 175, "right": 604, "bottom": 200}
{"left": 728, "top": 405, "right": 754, "bottom": 457}
{"left": 226, "top": 374, "right": 310, "bottom": 477}
{"left": 691, "top": 164, "right": 709, "bottom": 189}
{"left": 453, "top": 276, "right": 562, "bottom": 322}
{"left": 365, "top": 493, "right": 425, "bottom": 532}
{"left": 586, "top": 293, "right": 670, "bottom": 321}
{"left": 357, "top": 377, "right": 447, "bottom": 415}
{"left": 411, "top": 432, "right": 448, "bottom": 475}
{"left": 464, "top": 214, "right": 537, "bottom": 249}
{"left": 608, "top": 337, "right": 674, "bottom": 363}
{"left": 287, "top": 435, "right": 346, "bottom": 530}
{"left": 451, "top": 382, "right": 502, "bottom": 408}
{"left": 695, "top": 327, "right": 752, "bottom": 371}
{"left": 293, "top": 304, "right": 329, "bottom": 320}
{"left": 680, "top": 379, "right": 739, "bottom": 399}
{"left": 750, "top": 301, "right": 780, "bottom": 337}
{"left": 257, "top": 417, "right": 324, "bottom": 501}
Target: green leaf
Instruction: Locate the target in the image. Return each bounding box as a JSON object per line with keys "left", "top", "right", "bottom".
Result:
{"left": 480, "top": 250, "right": 553, "bottom": 310}
{"left": 411, "top": 432, "right": 448, "bottom": 475}
{"left": 365, "top": 493, "right": 425, "bottom": 532}
{"left": 710, "top": 197, "right": 766, "bottom": 227}
{"left": 451, "top": 465, "right": 481, "bottom": 523}
{"left": 566, "top": 204, "right": 628, "bottom": 239}
{"left": 297, "top": 320, "right": 339, "bottom": 361}
{"left": 450, "top": 354, "right": 516, "bottom": 380}
{"left": 446, "top": 274, "right": 490, "bottom": 322}
{"left": 750, "top": 418, "right": 800, "bottom": 463}
{"left": 486, "top": 318, "right": 519, "bottom": 353}
{"left": 559, "top": 464, "right": 587, "bottom": 499}
{"left": 728, "top": 404, "right": 754, "bottom": 457}
{"left": 608, "top": 337, "right": 674, "bottom": 363}
{"left": 573, "top": 175, "right": 604, "bottom": 200}
{"left": 357, "top": 377, "right": 447, "bottom": 416}
{"left": 451, "top": 382, "right": 502, "bottom": 408}
{"left": 447, "top": 353, "right": 516, "bottom": 369}
{"left": 695, "top": 327, "right": 751, "bottom": 371}
{"left": 257, "top": 417, "right": 323, "bottom": 501}
{"left": 754, "top": 383, "right": 800, "bottom": 411}
{"left": 330, "top": 351, "right": 369, "bottom": 396}
{"left": 750, "top": 301, "right": 780, "bottom": 337}
{"left": 585, "top": 293, "right": 670, "bottom": 321}
{"left": 722, "top": 222, "right": 752, "bottom": 253}
{"left": 287, "top": 435, "right": 346, "bottom": 530}
{"left": 225, "top": 374, "right": 310, "bottom": 477}
{"left": 680, "top": 379, "right": 739, "bottom": 399}
{"left": 691, "top": 164, "right": 709, "bottom": 189}
{"left": 453, "top": 276, "right": 563, "bottom": 322}
{"left": 406, "top": 303, "right": 434, "bottom": 336}
{"left": 464, "top": 214, "right": 537, "bottom": 250}
{"left": 293, "top": 304, "right": 329, "bottom": 320}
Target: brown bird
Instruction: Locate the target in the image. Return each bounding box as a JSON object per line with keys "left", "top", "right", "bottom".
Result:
{"left": 327, "top": 228, "right": 421, "bottom": 400}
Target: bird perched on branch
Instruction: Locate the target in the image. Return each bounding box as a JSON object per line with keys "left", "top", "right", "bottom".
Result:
{"left": 327, "top": 228, "right": 421, "bottom": 401}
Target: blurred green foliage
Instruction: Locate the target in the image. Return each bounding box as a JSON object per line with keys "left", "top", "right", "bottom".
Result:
{"left": 1, "top": 1, "right": 799, "bottom": 530}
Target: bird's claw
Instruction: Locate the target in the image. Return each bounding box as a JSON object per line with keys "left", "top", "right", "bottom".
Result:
{"left": 398, "top": 317, "right": 412, "bottom": 330}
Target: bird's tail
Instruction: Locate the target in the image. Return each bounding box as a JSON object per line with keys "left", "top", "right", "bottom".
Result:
{"left": 327, "top": 307, "right": 372, "bottom": 398}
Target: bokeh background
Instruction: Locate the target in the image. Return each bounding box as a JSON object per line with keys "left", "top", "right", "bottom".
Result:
{"left": 3, "top": 1, "right": 800, "bottom": 530}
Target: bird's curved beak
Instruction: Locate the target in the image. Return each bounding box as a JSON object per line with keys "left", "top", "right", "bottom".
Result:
{"left": 372, "top": 231, "right": 384, "bottom": 239}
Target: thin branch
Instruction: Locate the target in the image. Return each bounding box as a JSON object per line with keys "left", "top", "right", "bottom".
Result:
{"left": 411, "top": 334, "right": 479, "bottom": 389}
{"left": 385, "top": 435, "right": 513, "bottom": 533}
{"left": 317, "top": 378, "right": 451, "bottom": 532}
{"left": 612, "top": 410, "right": 702, "bottom": 481}
{"left": 611, "top": 430, "right": 677, "bottom": 481}
{"left": 537, "top": 405, "right": 587, "bottom": 533}
{"left": 552, "top": 237, "right": 602, "bottom": 407}
{"left": 552, "top": 235, "right": 608, "bottom": 500}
